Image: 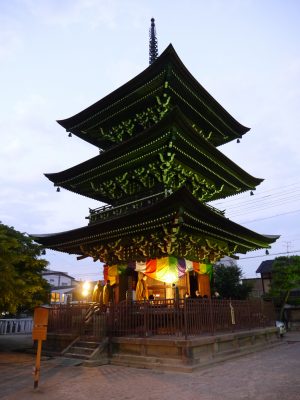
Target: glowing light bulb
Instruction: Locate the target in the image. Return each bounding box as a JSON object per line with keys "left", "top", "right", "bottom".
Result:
{"left": 82, "top": 281, "right": 91, "bottom": 297}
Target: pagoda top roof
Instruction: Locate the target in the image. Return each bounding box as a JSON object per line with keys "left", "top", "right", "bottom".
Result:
{"left": 32, "top": 187, "right": 279, "bottom": 259}
{"left": 57, "top": 44, "right": 249, "bottom": 148}
{"left": 47, "top": 108, "right": 262, "bottom": 204}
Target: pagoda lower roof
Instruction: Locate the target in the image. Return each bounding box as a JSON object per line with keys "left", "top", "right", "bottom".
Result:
{"left": 57, "top": 44, "right": 249, "bottom": 148}
{"left": 46, "top": 108, "right": 262, "bottom": 205}
{"left": 32, "top": 187, "right": 279, "bottom": 263}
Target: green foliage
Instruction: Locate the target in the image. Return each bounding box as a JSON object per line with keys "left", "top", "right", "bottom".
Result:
{"left": 269, "top": 256, "right": 300, "bottom": 319}
{"left": 270, "top": 256, "right": 300, "bottom": 296}
{"left": 213, "top": 263, "right": 252, "bottom": 300}
{"left": 0, "top": 223, "right": 50, "bottom": 315}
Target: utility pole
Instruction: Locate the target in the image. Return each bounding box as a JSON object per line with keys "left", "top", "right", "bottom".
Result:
{"left": 283, "top": 241, "right": 292, "bottom": 254}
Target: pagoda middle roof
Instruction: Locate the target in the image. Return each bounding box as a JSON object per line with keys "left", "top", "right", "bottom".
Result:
{"left": 32, "top": 187, "right": 279, "bottom": 257}
{"left": 46, "top": 108, "right": 263, "bottom": 204}
{"left": 57, "top": 44, "right": 249, "bottom": 148}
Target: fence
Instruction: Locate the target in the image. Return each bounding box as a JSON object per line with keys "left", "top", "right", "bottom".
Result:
{"left": 48, "top": 298, "right": 275, "bottom": 339}
{"left": 0, "top": 318, "right": 33, "bottom": 335}
{"left": 48, "top": 303, "right": 107, "bottom": 339}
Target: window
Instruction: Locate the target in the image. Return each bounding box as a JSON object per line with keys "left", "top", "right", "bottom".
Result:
{"left": 51, "top": 292, "right": 60, "bottom": 303}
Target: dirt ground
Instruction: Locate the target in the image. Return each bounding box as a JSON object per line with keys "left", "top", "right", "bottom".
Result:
{"left": 0, "top": 332, "right": 300, "bottom": 400}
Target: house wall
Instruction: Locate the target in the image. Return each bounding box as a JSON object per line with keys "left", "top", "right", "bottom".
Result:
{"left": 42, "top": 270, "right": 77, "bottom": 304}
{"left": 43, "top": 273, "right": 73, "bottom": 287}
{"left": 242, "top": 278, "right": 264, "bottom": 298}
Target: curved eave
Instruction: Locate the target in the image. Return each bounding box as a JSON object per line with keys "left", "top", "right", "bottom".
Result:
{"left": 57, "top": 44, "right": 249, "bottom": 146}
{"left": 170, "top": 108, "right": 262, "bottom": 189}
{"left": 164, "top": 45, "right": 249, "bottom": 137}
{"left": 32, "top": 187, "right": 279, "bottom": 255}
{"left": 46, "top": 107, "right": 262, "bottom": 202}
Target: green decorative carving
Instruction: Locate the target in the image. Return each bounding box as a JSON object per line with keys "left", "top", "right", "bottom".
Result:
{"left": 90, "top": 152, "right": 223, "bottom": 203}
{"left": 99, "top": 95, "right": 172, "bottom": 143}
{"left": 78, "top": 226, "right": 230, "bottom": 265}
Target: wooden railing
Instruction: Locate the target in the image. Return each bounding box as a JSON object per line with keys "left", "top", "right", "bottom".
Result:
{"left": 48, "top": 303, "right": 107, "bottom": 339}
{"left": 86, "top": 191, "right": 225, "bottom": 224}
{"left": 86, "top": 192, "right": 166, "bottom": 224}
{"left": 48, "top": 299, "right": 275, "bottom": 339}
{"left": 0, "top": 318, "right": 33, "bottom": 335}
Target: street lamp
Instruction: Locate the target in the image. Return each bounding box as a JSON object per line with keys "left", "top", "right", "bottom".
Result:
{"left": 82, "top": 281, "right": 91, "bottom": 299}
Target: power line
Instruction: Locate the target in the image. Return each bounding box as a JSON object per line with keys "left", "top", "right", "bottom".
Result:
{"left": 239, "top": 249, "right": 300, "bottom": 260}
{"left": 215, "top": 192, "right": 300, "bottom": 216}
{"left": 212, "top": 181, "right": 300, "bottom": 207}
{"left": 223, "top": 188, "right": 300, "bottom": 207}
{"left": 228, "top": 202, "right": 300, "bottom": 220}
{"left": 238, "top": 208, "right": 300, "bottom": 224}
{"left": 208, "top": 182, "right": 300, "bottom": 222}
{"left": 225, "top": 192, "right": 300, "bottom": 213}
{"left": 211, "top": 189, "right": 300, "bottom": 214}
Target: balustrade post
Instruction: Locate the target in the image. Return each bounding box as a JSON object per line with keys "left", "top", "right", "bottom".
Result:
{"left": 184, "top": 298, "right": 188, "bottom": 340}
{"left": 107, "top": 303, "right": 114, "bottom": 357}
{"left": 247, "top": 300, "right": 252, "bottom": 329}
{"left": 209, "top": 297, "right": 215, "bottom": 335}
{"left": 143, "top": 300, "right": 148, "bottom": 337}
{"left": 261, "top": 298, "right": 266, "bottom": 328}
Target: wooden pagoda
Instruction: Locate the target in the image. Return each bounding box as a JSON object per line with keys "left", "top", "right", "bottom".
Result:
{"left": 34, "top": 20, "right": 279, "bottom": 303}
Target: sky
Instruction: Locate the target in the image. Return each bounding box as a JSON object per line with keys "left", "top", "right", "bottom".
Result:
{"left": 1, "top": 0, "right": 300, "bottom": 281}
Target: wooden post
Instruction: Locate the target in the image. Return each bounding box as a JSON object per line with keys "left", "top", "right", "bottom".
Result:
{"left": 34, "top": 339, "right": 42, "bottom": 389}
{"left": 32, "top": 306, "right": 49, "bottom": 389}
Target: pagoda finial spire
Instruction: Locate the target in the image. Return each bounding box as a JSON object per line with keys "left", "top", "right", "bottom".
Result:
{"left": 149, "top": 17, "right": 158, "bottom": 65}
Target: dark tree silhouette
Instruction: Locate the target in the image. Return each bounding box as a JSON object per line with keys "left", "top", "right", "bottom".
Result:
{"left": 213, "top": 263, "right": 252, "bottom": 300}
{"left": 0, "top": 222, "right": 50, "bottom": 314}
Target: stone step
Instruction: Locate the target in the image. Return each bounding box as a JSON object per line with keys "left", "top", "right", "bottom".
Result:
{"left": 64, "top": 352, "right": 92, "bottom": 360}
{"left": 76, "top": 341, "right": 101, "bottom": 349}
{"left": 70, "top": 346, "right": 96, "bottom": 356}
{"left": 63, "top": 338, "right": 108, "bottom": 362}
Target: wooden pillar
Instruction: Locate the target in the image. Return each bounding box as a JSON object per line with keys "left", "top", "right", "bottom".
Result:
{"left": 127, "top": 275, "right": 133, "bottom": 301}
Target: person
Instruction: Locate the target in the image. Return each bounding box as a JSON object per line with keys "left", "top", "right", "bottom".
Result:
{"left": 84, "top": 280, "right": 103, "bottom": 324}
{"left": 195, "top": 290, "right": 202, "bottom": 299}
{"left": 184, "top": 292, "right": 190, "bottom": 298}
{"left": 103, "top": 280, "right": 114, "bottom": 305}
{"left": 92, "top": 280, "right": 103, "bottom": 304}
{"left": 172, "top": 283, "right": 180, "bottom": 301}
{"left": 136, "top": 272, "right": 149, "bottom": 301}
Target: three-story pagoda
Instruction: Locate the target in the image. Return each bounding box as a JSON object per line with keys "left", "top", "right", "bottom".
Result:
{"left": 34, "top": 20, "right": 278, "bottom": 301}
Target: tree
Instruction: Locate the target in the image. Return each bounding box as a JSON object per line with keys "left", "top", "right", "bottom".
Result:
{"left": 213, "top": 264, "right": 252, "bottom": 300}
{"left": 269, "top": 256, "right": 300, "bottom": 320}
{"left": 0, "top": 223, "right": 50, "bottom": 315}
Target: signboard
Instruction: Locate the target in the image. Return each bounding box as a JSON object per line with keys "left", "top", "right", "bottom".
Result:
{"left": 32, "top": 306, "right": 50, "bottom": 389}
{"left": 32, "top": 306, "right": 49, "bottom": 341}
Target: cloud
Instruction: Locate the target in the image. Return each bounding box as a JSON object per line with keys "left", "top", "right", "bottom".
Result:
{"left": 1, "top": 0, "right": 299, "bottom": 280}
{"left": 22, "top": 0, "right": 149, "bottom": 30}
{"left": 0, "top": 17, "right": 22, "bottom": 61}
{"left": 0, "top": 92, "right": 97, "bottom": 183}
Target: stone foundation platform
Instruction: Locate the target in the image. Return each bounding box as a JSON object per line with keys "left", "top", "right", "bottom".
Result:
{"left": 44, "top": 327, "right": 281, "bottom": 372}
{"left": 110, "top": 327, "right": 281, "bottom": 372}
